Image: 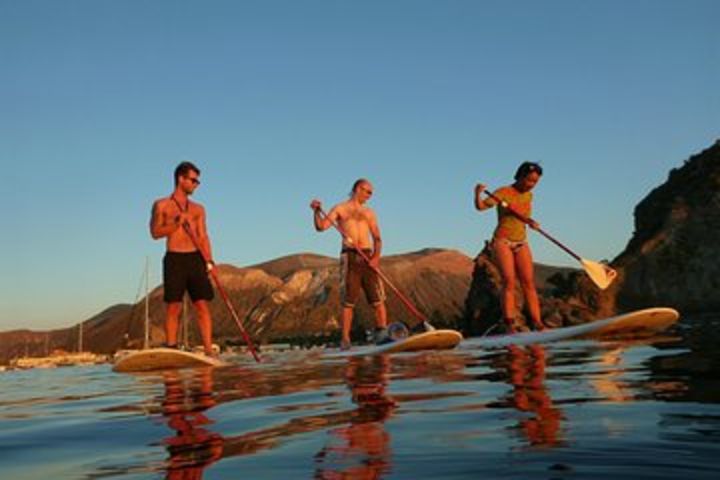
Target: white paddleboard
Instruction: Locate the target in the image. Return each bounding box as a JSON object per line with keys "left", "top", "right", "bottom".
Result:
{"left": 112, "top": 347, "right": 227, "bottom": 373}
{"left": 463, "top": 307, "right": 680, "bottom": 349}
{"left": 325, "top": 329, "right": 463, "bottom": 358}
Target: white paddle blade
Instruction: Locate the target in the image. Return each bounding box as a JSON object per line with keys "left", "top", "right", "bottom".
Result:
{"left": 581, "top": 259, "right": 617, "bottom": 290}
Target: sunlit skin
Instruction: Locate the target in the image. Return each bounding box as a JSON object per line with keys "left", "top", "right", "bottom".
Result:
{"left": 315, "top": 356, "right": 394, "bottom": 479}
{"left": 475, "top": 171, "right": 545, "bottom": 333}
{"left": 162, "top": 370, "right": 223, "bottom": 479}
{"left": 506, "top": 345, "right": 562, "bottom": 448}
{"left": 310, "top": 180, "right": 387, "bottom": 346}
{"left": 150, "top": 170, "right": 215, "bottom": 355}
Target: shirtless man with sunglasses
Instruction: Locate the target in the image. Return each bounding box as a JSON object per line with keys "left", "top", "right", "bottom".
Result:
{"left": 150, "top": 161, "right": 216, "bottom": 356}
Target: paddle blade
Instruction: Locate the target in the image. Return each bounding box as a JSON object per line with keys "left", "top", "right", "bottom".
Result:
{"left": 580, "top": 259, "right": 617, "bottom": 290}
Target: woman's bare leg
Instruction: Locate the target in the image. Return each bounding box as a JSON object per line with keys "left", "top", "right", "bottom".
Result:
{"left": 515, "top": 244, "right": 545, "bottom": 330}
{"left": 493, "top": 240, "right": 518, "bottom": 333}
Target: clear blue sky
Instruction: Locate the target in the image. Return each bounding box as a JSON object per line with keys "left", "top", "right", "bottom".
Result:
{"left": 1, "top": 0, "right": 718, "bottom": 331}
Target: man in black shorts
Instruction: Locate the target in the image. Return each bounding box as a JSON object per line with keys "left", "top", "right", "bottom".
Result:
{"left": 150, "top": 161, "right": 216, "bottom": 356}
{"left": 310, "top": 178, "right": 388, "bottom": 350}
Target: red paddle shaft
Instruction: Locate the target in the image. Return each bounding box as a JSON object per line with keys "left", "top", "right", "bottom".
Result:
{"left": 316, "top": 207, "right": 433, "bottom": 330}
{"left": 483, "top": 189, "right": 582, "bottom": 262}
{"left": 172, "top": 199, "right": 261, "bottom": 362}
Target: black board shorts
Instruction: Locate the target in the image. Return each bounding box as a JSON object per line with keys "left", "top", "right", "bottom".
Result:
{"left": 163, "top": 251, "right": 214, "bottom": 303}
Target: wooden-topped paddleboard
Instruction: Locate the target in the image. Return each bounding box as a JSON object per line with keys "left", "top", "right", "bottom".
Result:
{"left": 462, "top": 307, "right": 680, "bottom": 349}
{"left": 112, "top": 348, "right": 227, "bottom": 373}
{"left": 325, "top": 329, "right": 463, "bottom": 358}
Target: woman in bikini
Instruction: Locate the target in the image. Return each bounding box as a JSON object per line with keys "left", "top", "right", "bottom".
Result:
{"left": 474, "top": 162, "right": 546, "bottom": 333}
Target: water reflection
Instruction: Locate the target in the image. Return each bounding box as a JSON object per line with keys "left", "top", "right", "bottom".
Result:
{"left": 499, "top": 345, "right": 563, "bottom": 449}
{"left": 5, "top": 319, "right": 720, "bottom": 479}
{"left": 159, "top": 369, "right": 223, "bottom": 479}
{"left": 314, "top": 355, "right": 395, "bottom": 479}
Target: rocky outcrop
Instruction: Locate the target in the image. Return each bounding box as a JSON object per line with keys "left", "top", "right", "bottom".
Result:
{"left": 240, "top": 248, "right": 475, "bottom": 343}
{"left": 188, "top": 248, "right": 473, "bottom": 345}
{"left": 614, "top": 140, "right": 720, "bottom": 312}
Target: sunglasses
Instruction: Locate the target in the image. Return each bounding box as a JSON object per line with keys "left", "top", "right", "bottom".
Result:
{"left": 185, "top": 176, "right": 201, "bottom": 185}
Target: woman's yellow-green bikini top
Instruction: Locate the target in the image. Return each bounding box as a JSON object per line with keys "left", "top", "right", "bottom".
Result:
{"left": 489, "top": 186, "right": 533, "bottom": 242}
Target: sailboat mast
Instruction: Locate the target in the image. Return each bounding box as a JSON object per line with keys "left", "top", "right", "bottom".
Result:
{"left": 144, "top": 256, "right": 150, "bottom": 349}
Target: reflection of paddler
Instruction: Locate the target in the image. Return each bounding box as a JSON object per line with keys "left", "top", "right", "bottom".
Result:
{"left": 505, "top": 345, "right": 563, "bottom": 448}
{"left": 161, "top": 369, "right": 224, "bottom": 480}
{"left": 314, "top": 356, "right": 395, "bottom": 479}
{"left": 347, "top": 356, "right": 396, "bottom": 423}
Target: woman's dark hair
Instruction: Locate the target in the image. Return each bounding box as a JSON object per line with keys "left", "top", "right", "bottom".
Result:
{"left": 514, "top": 162, "right": 543, "bottom": 181}
{"left": 174, "top": 161, "right": 200, "bottom": 185}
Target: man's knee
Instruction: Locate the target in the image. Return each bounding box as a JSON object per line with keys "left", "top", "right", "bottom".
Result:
{"left": 193, "top": 300, "right": 211, "bottom": 316}
{"left": 166, "top": 302, "right": 182, "bottom": 314}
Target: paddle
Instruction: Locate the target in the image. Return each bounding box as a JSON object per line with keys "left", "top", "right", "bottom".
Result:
{"left": 314, "top": 206, "right": 435, "bottom": 332}
{"left": 171, "top": 197, "right": 261, "bottom": 362}
{"left": 482, "top": 189, "right": 617, "bottom": 290}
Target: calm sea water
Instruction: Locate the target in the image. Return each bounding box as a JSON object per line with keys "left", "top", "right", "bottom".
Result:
{"left": 2, "top": 314, "right": 720, "bottom": 480}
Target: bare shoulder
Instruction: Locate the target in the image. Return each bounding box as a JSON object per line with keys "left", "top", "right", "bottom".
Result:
{"left": 494, "top": 185, "right": 516, "bottom": 200}
{"left": 152, "top": 197, "right": 171, "bottom": 212}
{"left": 332, "top": 201, "right": 350, "bottom": 217}
{"left": 189, "top": 200, "right": 206, "bottom": 215}
{"left": 363, "top": 205, "right": 378, "bottom": 222}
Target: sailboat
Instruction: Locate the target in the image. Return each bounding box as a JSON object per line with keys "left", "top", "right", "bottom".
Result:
{"left": 113, "top": 257, "right": 153, "bottom": 360}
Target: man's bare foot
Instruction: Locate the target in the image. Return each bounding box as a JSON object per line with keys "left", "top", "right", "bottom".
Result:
{"left": 340, "top": 339, "right": 352, "bottom": 351}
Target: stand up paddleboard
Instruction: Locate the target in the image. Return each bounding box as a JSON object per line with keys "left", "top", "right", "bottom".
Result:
{"left": 463, "top": 307, "right": 680, "bottom": 349}
{"left": 325, "top": 329, "right": 463, "bottom": 358}
{"left": 112, "top": 348, "right": 227, "bottom": 373}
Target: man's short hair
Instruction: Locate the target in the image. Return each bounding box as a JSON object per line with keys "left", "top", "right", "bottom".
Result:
{"left": 174, "top": 161, "right": 200, "bottom": 186}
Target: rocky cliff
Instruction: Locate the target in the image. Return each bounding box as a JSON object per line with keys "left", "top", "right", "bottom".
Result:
{"left": 614, "top": 140, "right": 720, "bottom": 312}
